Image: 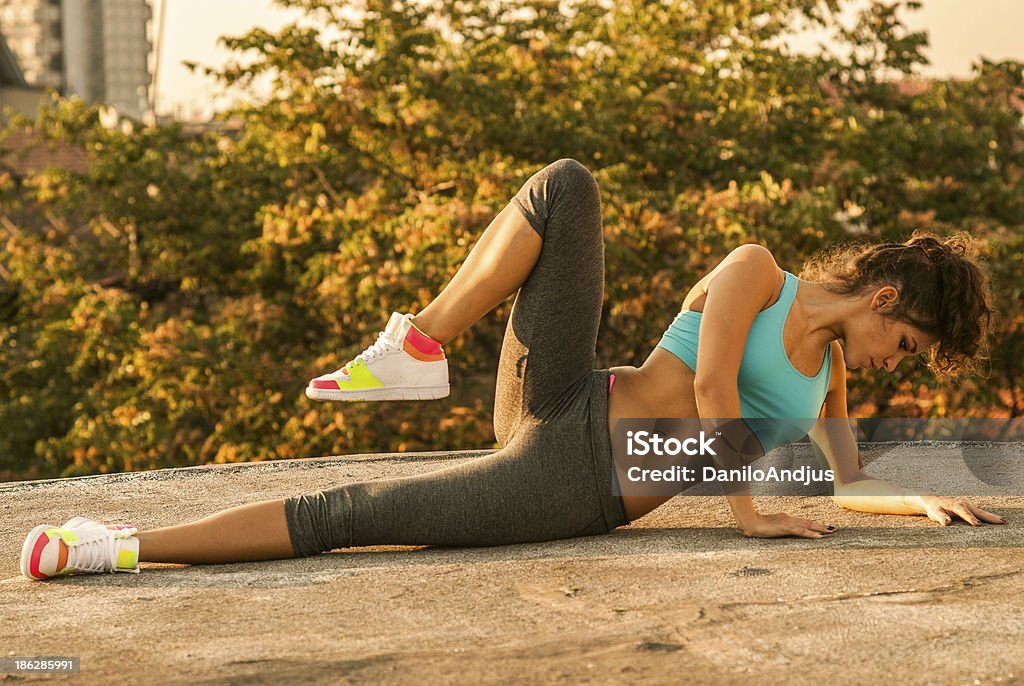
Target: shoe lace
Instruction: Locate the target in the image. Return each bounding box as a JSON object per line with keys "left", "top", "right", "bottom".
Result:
{"left": 67, "top": 529, "right": 118, "bottom": 573}
{"left": 348, "top": 330, "right": 399, "bottom": 368}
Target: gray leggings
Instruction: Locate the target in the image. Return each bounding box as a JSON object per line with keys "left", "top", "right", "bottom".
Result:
{"left": 284, "top": 159, "right": 629, "bottom": 556}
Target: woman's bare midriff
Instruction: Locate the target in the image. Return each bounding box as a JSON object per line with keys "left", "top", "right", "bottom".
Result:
{"left": 605, "top": 262, "right": 797, "bottom": 522}
{"left": 608, "top": 348, "right": 699, "bottom": 521}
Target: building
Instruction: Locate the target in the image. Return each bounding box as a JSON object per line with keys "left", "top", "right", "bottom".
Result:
{"left": 0, "top": 29, "right": 45, "bottom": 120}
{"left": 0, "top": 0, "right": 63, "bottom": 89}
{"left": 0, "top": 0, "right": 151, "bottom": 119}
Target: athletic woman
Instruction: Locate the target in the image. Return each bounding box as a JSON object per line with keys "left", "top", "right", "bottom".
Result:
{"left": 20, "top": 158, "right": 1004, "bottom": 580}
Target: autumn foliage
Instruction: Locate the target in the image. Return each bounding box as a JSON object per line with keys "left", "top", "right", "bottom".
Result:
{"left": 1, "top": 0, "right": 1021, "bottom": 480}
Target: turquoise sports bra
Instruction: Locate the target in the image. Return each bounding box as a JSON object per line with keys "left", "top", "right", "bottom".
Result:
{"left": 656, "top": 270, "right": 832, "bottom": 454}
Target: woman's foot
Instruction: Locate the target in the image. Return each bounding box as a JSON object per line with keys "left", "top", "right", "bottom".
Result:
{"left": 20, "top": 517, "right": 141, "bottom": 580}
{"left": 306, "top": 312, "right": 450, "bottom": 402}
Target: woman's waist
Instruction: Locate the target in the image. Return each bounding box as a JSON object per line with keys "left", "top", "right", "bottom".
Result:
{"left": 607, "top": 363, "right": 698, "bottom": 426}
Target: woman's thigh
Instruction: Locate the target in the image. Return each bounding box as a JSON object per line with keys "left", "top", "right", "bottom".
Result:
{"left": 493, "top": 158, "right": 605, "bottom": 445}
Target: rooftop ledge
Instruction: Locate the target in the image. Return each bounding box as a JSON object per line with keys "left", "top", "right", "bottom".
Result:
{"left": 1, "top": 443, "right": 1022, "bottom": 683}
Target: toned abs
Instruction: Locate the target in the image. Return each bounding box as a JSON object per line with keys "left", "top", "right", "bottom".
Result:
{"left": 608, "top": 266, "right": 794, "bottom": 521}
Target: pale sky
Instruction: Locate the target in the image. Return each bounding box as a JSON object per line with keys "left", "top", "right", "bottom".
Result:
{"left": 155, "top": 0, "right": 1024, "bottom": 120}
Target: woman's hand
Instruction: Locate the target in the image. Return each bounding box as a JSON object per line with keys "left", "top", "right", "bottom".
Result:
{"left": 911, "top": 495, "right": 1008, "bottom": 526}
{"left": 740, "top": 513, "right": 836, "bottom": 539}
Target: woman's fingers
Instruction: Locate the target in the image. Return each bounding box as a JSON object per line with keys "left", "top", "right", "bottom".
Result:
{"left": 799, "top": 527, "right": 832, "bottom": 539}
{"left": 949, "top": 503, "right": 981, "bottom": 526}
{"left": 746, "top": 514, "right": 837, "bottom": 538}
{"left": 797, "top": 518, "right": 834, "bottom": 538}
{"left": 925, "top": 498, "right": 1007, "bottom": 526}
{"left": 926, "top": 507, "right": 952, "bottom": 526}
{"left": 966, "top": 503, "right": 1007, "bottom": 525}
{"left": 813, "top": 522, "right": 835, "bottom": 534}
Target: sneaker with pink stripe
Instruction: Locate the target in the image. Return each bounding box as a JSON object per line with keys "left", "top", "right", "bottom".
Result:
{"left": 306, "top": 312, "right": 450, "bottom": 402}
{"left": 20, "top": 517, "right": 140, "bottom": 580}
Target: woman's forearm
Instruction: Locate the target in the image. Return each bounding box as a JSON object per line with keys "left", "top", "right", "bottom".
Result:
{"left": 695, "top": 387, "right": 763, "bottom": 530}
{"left": 832, "top": 478, "right": 925, "bottom": 515}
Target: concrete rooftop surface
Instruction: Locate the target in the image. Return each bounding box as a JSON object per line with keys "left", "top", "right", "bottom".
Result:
{"left": 1, "top": 443, "right": 1022, "bottom": 685}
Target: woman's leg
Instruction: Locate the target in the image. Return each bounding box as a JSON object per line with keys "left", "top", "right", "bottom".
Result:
{"left": 411, "top": 201, "right": 542, "bottom": 345}
{"left": 284, "top": 413, "right": 613, "bottom": 556}
{"left": 492, "top": 158, "right": 605, "bottom": 445}
{"left": 136, "top": 500, "right": 294, "bottom": 564}
{"left": 284, "top": 159, "right": 617, "bottom": 557}
{"left": 411, "top": 157, "right": 600, "bottom": 350}
{"left": 306, "top": 173, "right": 546, "bottom": 402}
{"left": 136, "top": 432, "right": 609, "bottom": 564}
{"left": 129, "top": 177, "right": 545, "bottom": 566}
{"left": 141, "top": 159, "right": 607, "bottom": 566}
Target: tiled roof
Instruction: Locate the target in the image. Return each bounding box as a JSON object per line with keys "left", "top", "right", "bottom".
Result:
{"left": 0, "top": 128, "right": 91, "bottom": 176}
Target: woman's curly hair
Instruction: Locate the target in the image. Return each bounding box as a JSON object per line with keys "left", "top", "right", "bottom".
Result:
{"left": 800, "top": 230, "right": 995, "bottom": 380}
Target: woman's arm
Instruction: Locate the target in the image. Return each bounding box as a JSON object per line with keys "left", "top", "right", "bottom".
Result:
{"left": 702, "top": 385, "right": 835, "bottom": 536}
{"left": 694, "top": 245, "right": 834, "bottom": 539}
{"left": 808, "top": 342, "right": 1006, "bottom": 526}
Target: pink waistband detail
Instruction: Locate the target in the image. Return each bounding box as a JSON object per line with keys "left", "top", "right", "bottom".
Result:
{"left": 609, "top": 373, "right": 616, "bottom": 393}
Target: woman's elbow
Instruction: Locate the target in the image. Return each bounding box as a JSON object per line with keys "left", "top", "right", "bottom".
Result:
{"left": 693, "top": 374, "right": 731, "bottom": 400}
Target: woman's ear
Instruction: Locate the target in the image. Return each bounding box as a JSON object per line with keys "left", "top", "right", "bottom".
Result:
{"left": 871, "top": 285, "right": 900, "bottom": 313}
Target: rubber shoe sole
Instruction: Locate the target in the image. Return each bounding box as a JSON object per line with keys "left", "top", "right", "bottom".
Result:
{"left": 305, "top": 384, "right": 450, "bottom": 402}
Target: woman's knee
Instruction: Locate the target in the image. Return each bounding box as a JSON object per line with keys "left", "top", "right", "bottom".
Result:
{"left": 539, "top": 158, "right": 602, "bottom": 243}
{"left": 514, "top": 158, "right": 601, "bottom": 240}
{"left": 548, "top": 157, "right": 593, "bottom": 179}
{"left": 547, "top": 158, "right": 599, "bottom": 198}
{"left": 283, "top": 487, "right": 354, "bottom": 557}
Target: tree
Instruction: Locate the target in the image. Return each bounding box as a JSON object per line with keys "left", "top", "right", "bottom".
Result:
{"left": 1, "top": 0, "right": 1020, "bottom": 479}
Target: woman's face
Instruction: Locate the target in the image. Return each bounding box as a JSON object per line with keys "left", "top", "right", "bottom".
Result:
{"left": 841, "top": 286, "right": 936, "bottom": 373}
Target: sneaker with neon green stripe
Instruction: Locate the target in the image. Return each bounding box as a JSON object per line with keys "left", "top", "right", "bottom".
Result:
{"left": 306, "top": 312, "right": 450, "bottom": 402}
{"left": 20, "top": 517, "right": 140, "bottom": 580}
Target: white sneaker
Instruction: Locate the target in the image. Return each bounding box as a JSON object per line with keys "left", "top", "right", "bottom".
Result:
{"left": 306, "top": 312, "right": 449, "bottom": 402}
{"left": 21, "top": 517, "right": 140, "bottom": 580}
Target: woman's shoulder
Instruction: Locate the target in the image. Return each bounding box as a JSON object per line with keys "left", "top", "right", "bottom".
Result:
{"left": 714, "top": 244, "right": 786, "bottom": 311}
{"left": 683, "top": 244, "right": 786, "bottom": 315}
{"left": 725, "top": 243, "right": 778, "bottom": 264}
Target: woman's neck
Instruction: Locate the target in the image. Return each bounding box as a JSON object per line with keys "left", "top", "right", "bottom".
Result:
{"left": 794, "top": 278, "right": 860, "bottom": 350}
